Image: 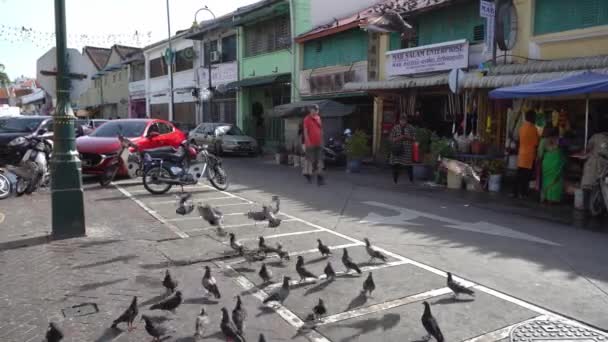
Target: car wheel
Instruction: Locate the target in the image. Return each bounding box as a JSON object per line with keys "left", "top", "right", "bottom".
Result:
{"left": 0, "top": 173, "right": 11, "bottom": 199}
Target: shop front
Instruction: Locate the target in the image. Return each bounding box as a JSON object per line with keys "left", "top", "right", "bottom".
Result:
{"left": 199, "top": 61, "right": 238, "bottom": 124}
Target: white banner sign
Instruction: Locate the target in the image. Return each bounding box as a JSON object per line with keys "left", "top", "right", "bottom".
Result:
{"left": 480, "top": 0, "right": 495, "bottom": 18}
{"left": 198, "top": 62, "right": 237, "bottom": 88}
{"left": 386, "top": 40, "right": 469, "bottom": 76}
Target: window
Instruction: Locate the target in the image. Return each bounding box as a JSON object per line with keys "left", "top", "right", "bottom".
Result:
{"left": 130, "top": 63, "right": 145, "bottom": 81}
{"left": 150, "top": 103, "right": 169, "bottom": 120}
{"left": 245, "top": 15, "right": 291, "bottom": 57}
{"left": 149, "top": 57, "right": 167, "bottom": 78}
{"left": 534, "top": 0, "right": 608, "bottom": 35}
{"left": 416, "top": 1, "right": 485, "bottom": 46}
{"left": 204, "top": 40, "right": 219, "bottom": 66}
{"left": 157, "top": 122, "right": 173, "bottom": 134}
{"left": 221, "top": 35, "right": 237, "bottom": 62}
{"left": 303, "top": 29, "right": 368, "bottom": 69}
{"left": 175, "top": 48, "right": 194, "bottom": 72}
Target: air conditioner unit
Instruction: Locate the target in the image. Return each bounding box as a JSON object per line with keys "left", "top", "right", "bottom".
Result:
{"left": 210, "top": 51, "right": 221, "bottom": 63}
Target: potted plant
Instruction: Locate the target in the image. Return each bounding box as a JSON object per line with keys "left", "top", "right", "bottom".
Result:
{"left": 413, "top": 127, "right": 433, "bottom": 180}
{"left": 486, "top": 159, "right": 505, "bottom": 192}
{"left": 430, "top": 136, "right": 457, "bottom": 187}
{"left": 345, "top": 130, "right": 370, "bottom": 173}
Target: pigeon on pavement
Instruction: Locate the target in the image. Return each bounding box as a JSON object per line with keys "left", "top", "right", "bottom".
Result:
{"left": 263, "top": 276, "right": 291, "bottom": 304}
{"left": 362, "top": 272, "right": 375, "bottom": 297}
{"left": 324, "top": 261, "right": 336, "bottom": 281}
{"left": 150, "top": 291, "right": 182, "bottom": 313}
{"left": 197, "top": 203, "right": 225, "bottom": 236}
{"left": 246, "top": 208, "right": 267, "bottom": 227}
{"left": 45, "top": 322, "right": 63, "bottom": 342}
{"left": 258, "top": 333, "right": 267, "bottom": 342}
{"left": 296, "top": 256, "right": 318, "bottom": 282}
{"left": 162, "top": 269, "right": 178, "bottom": 294}
{"left": 194, "top": 306, "right": 210, "bottom": 339}
{"left": 142, "top": 314, "right": 174, "bottom": 342}
{"left": 275, "top": 243, "right": 290, "bottom": 261}
{"left": 317, "top": 239, "right": 332, "bottom": 257}
{"left": 259, "top": 263, "right": 272, "bottom": 283}
{"left": 265, "top": 206, "right": 282, "bottom": 228}
{"left": 230, "top": 233, "right": 246, "bottom": 254}
{"left": 221, "top": 307, "right": 246, "bottom": 342}
{"left": 313, "top": 298, "right": 327, "bottom": 320}
{"left": 232, "top": 295, "right": 247, "bottom": 334}
{"left": 270, "top": 195, "right": 280, "bottom": 214}
{"left": 176, "top": 193, "right": 194, "bottom": 215}
{"left": 202, "top": 266, "right": 221, "bottom": 299}
{"left": 111, "top": 296, "right": 138, "bottom": 331}
{"left": 447, "top": 272, "right": 474, "bottom": 298}
{"left": 342, "top": 249, "right": 362, "bottom": 275}
{"left": 421, "top": 301, "right": 444, "bottom": 342}
{"left": 258, "top": 236, "right": 271, "bottom": 255}
{"left": 364, "top": 238, "right": 388, "bottom": 263}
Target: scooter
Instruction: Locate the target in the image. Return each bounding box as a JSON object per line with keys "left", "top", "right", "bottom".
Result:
{"left": 4, "top": 129, "right": 53, "bottom": 196}
{"left": 323, "top": 129, "right": 350, "bottom": 166}
{"left": 99, "top": 135, "right": 139, "bottom": 187}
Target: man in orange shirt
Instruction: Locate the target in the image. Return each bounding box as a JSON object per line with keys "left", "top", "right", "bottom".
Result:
{"left": 513, "top": 110, "right": 540, "bottom": 198}
{"left": 303, "top": 104, "right": 325, "bottom": 185}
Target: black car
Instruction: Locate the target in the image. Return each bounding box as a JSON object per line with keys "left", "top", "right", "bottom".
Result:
{"left": 0, "top": 116, "right": 51, "bottom": 165}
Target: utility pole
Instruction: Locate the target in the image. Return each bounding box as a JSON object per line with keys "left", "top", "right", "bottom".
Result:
{"left": 193, "top": 6, "right": 216, "bottom": 122}
{"left": 166, "top": 0, "right": 175, "bottom": 121}
{"left": 51, "top": 0, "right": 86, "bottom": 239}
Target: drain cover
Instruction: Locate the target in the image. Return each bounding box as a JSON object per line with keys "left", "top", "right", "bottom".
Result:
{"left": 511, "top": 320, "right": 606, "bottom": 342}
{"left": 62, "top": 303, "right": 99, "bottom": 318}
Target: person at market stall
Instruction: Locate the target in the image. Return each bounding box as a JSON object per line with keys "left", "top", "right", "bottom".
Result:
{"left": 390, "top": 114, "right": 415, "bottom": 184}
{"left": 513, "top": 110, "right": 540, "bottom": 198}
{"left": 537, "top": 127, "right": 565, "bottom": 203}
{"left": 302, "top": 104, "right": 325, "bottom": 186}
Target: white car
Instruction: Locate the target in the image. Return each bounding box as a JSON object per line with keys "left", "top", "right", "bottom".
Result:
{"left": 188, "top": 123, "right": 259, "bottom": 156}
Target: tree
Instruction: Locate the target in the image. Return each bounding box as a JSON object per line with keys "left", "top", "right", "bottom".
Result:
{"left": 0, "top": 64, "right": 9, "bottom": 86}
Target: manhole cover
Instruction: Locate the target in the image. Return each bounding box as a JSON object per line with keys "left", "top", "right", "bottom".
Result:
{"left": 510, "top": 320, "right": 606, "bottom": 342}
{"left": 62, "top": 303, "right": 99, "bottom": 318}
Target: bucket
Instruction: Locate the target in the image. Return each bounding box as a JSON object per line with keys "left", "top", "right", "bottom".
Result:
{"left": 488, "top": 174, "right": 502, "bottom": 192}
{"left": 447, "top": 170, "right": 463, "bottom": 189}
{"left": 574, "top": 188, "right": 585, "bottom": 210}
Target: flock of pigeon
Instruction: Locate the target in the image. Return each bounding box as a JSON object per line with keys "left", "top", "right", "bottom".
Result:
{"left": 43, "top": 193, "right": 476, "bottom": 342}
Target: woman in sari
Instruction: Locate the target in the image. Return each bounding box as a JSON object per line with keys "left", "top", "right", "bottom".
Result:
{"left": 537, "top": 128, "right": 565, "bottom": 203}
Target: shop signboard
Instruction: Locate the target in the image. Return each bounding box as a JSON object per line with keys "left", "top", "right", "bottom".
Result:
{"left": 198, "top": 62, "right": 237, "bottom": 89}
{"left": 386, "top": 39, "right": 469, "bottom": 77}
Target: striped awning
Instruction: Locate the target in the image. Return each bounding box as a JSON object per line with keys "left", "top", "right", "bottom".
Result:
{"left": 343, "top": 73, "right": 449, "bottom": 91}
{"left": 463, "top": 68, "right": 608, "bottom": 89}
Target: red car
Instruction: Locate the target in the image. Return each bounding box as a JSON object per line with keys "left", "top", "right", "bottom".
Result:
{"left": 77, "top": 119, "right": 186, "bottom": 176}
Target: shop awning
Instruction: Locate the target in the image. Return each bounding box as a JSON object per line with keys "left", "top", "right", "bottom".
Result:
{"left": 224, "top": 73, "right": 290, "bottom": 89}
{"left": 270, "top": 99, "right": 355, "bottom": 118}
{"left": 464, "top": 68, "right": 608, "bottom": 89}
{"left": 344, "top": 73, "right": 449, "bottom": 91}
{"left": 489, "top": 72, "right": 608, "bottom": 99}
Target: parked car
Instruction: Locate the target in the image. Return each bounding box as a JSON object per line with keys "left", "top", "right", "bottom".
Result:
{"left": 0, "top": 116, "right": 51, "bottom": 165}
{"left": 76, "top": 119, "right": 186, "bottom": 176}
{"left": 188, "top": 123, "right": 258, "bottom": 156}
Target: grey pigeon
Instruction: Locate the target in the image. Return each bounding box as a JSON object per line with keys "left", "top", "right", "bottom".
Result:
{"left": 259, "top": 263, "right": 272, "bottom": 283}
{"left": 258, "top": 333, "right": 267, "bottom": 342}
{"left": 258, "top": 236, "right": 272, "bottom": 255}
{"left": 421, "top": 301, "right": 444, "bottom": 342}
{"left": 296, "top": 256, "right": 318, "bottom": 282}
{"left": 232, "top": 295, "right": 247, "bottom": 334}
{"left": 197, "top": 203, "right": 223, "bottom": 226}
{"left": 176, "top": 192, "right": 194, "bottom": 215}
{"left": 202, "top": 266, "right": 221, "bottom": 299}
{"left": 263, "top": 276, "right": 291, "bottom": 304}
{"left": 194, "top": 306, "right": 210, "bottom": 339}
{"left": 270, "top": 195, "right": 280, "bottom": 214}
{"left": 230, "top": 233, "right": 245, "bottom": 254}
{"left": 162, "top": 269, "right": 178, "bottom": 294}
{"left": 221, "top": 307, "right": 245, "bottom": 342}
{"left": 313, "top": 298, "right": 327, "bottom": 319}
{"left": 265, "top": 206, "right": 282, "bottom": 228}
{"left": 242, "top": 249, "right": 267, "bottom": 263}
{"left": 46, "top": 322, "right": 63, "bottom": 342}
{"left": 447, "top": 272, "right": 474, "bottom": 298}
{"left": 342, "top": 249, "right": 362, "bottom": 274}
{"left": 317, "top": 239, "right": 332, "bottom": 257}
{"left": 142, "top": 314, "right": 173, "bottom": 342}
{"left": 362, "top": 272, "right": 375, "bottom": 296}
{"left": 246, "top": 208, "right": 267, "bottom": 227}
{"left": 111, "top": 296, "right": 138, "bottom": 331}
{"left": 364, "top": 238, "right": 388, "bottom": 263}
{"left": 150, "top": 291, "right": 182, "bottom": 312}
{"left": 275, "top": 243, "right": 290, "bottom": 261}
{"left": 324, "top": 261, "right": 336, "bottom": 281}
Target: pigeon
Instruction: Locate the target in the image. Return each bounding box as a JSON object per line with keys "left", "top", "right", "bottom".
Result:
{"left": 263, "top": 276, "right": 291, "bottom": 304}
{"left": 246, "top": 208, "right": 267, "bottom": 227}
{"left": 313, "top": 298, "right": 327, "bottom": 320}
{"left": 265, "top": 206, "right": 282, "bottom": 228}
{"left": 270, "top": 195, "right": 280, "bottom": 214}
{"left": 45, "top": 322, "right": 64, "bottom": 342}
{"left": 342, "top": 249, "right": 362, "bottom": 274}
{"left": 421, "top": 301, "right": 444, "bottom": 342}
{"left": 221, "top": 307, "right": 245, "bottom": 342}
{"left": 296, "top": 256, "right": 318, "bottom": 282}
{"left": 447, "top": 272, "right": 474, "bottom": 298}
{"left": 230, "top": 233, "right": 245, "bottom": 254}
{"left": 362, "top": 272, "right": 375, "bottom": 296}
{"left": 258, "top": 333, "right": 267, "bottom": 342}
{"left": 324, "top": 261, "right": 336, "bottom": 281}
{"left": 259, "top": 263, "right": 272, "bottom": 283}
{"left": 275, "top": 243, "right": 290, "bottom": 261}
{"left": 142, "top": 314, "right": 173, "bottom": 342}
{"left": 198, "top": 203, "right": 223, "bottom": 225}
{"left": 202, "top": 266, "right": 221, "bottom": 299}
{"left": 364, "top": 238, "right": 388, "bottom": 263}
{"left": 111, "top": 296, "right": 138, "bottom": 331}
{"left": 317, "top": 239, "right": 332, "bottom": 257}
{"left": 150, "top": 291, "right": 182, "bottom": 313}
{"left": 232, "top": 295, "right": 247, "bottom": 334}
{"left": 194, "top": 306, "right": 210, "bottom": 339}
{"left": 162, "top": 269, "right": 178, "bottom": 294}
{"left": 176, "top": 193, "right": 194, "bottom": 215}
{"left": 258, "top": 236, "right": 272, "bottom": 255}
{"left": 242, "top": 249, "right": 267, "bottom": 263}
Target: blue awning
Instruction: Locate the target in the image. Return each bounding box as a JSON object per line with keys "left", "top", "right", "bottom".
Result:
{"left": 489, "top": 72, "right": 608, "bottom": 99}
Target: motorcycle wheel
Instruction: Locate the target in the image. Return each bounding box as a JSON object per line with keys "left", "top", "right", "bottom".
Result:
{"left": 99, "top": 167, "right": 118, "bottom": 187}
{"left": 143, "top": 166, "right": 173, "bottom": 195}
{"left": 0, "top": 173, "right": 11, "bottom": 199}
{"left": 589, "top": 187, "right": 606, "bottom": 217}
{"left": 15, "top": 177, "right": 29, "bottom": 197}
{"left": 208, "top": 163, "right": 229, "bottom": 191}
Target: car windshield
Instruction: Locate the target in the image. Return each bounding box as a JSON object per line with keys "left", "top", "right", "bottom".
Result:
{"left": 217, "top": 125, "right": 244, "bottom": 136}
{"left": 0, "top": 117, "right": 45, "bottom": 133}
{"left": 90, "top": 120, "right": 147, "bottom": 138}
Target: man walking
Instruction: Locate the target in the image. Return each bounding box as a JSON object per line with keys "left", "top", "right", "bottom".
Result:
{"left": 513, "top": 110, "right": 539, "bottom": 198}
{"left": 303, "top": 104, "right": 325, "bottom": 185}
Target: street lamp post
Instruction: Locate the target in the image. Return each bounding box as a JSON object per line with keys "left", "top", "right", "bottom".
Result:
{"left": 166, "top": 0, "right": 175, "bottom": 121}
{"left": 51, "top": 0, "right": 86, "bottom": 239}
{"left": 193, "top": 6, "right": 216, "bottom": 122}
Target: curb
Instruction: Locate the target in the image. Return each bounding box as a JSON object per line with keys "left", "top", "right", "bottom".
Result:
{"left": 0, "top": 233, "right": 51, "bottom": 251}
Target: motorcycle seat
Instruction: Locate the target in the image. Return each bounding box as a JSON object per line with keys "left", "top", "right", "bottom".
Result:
{"left": 144, "top": 147, "right": 184, "bottom": 162}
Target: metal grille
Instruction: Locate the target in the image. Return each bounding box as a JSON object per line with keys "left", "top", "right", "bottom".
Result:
{"left": 245, "top": 15, "right": 291, "bottom": 57}
{"left": 473, "top": 24, "right": 485, "bottom": 42}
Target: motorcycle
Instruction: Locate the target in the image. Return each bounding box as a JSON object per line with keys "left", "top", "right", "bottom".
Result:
{"left": 142, "top": 140, "right": 229, "bottom": 195}
{"left": 98, "top": 135, "right": 139, "bottom": 187}
{"left": 323, "top": 129, "right": 350, "bottom": 166}
{"left": 4, "top": 130, "right": 53, "bottom": 196}
{"left": 0, "top": 169, "right": 11, "bottom": 199}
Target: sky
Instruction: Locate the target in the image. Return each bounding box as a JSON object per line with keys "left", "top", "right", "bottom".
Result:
{"left": 0, "top": 0, "right": 260, "bottom": 80}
